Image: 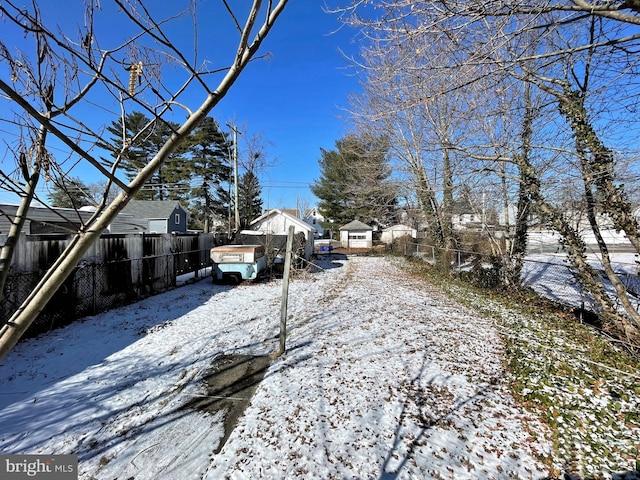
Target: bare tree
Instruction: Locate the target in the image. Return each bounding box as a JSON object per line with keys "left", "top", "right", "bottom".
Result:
{"left": 333, "top": 0, "right": 640, "bottom": 343}
{"left": 0, "top": 0, "right": 289, "bottom": 361}
{"left": 295, "top": 197, "right": 312, "bottom": 221}
{"left": 344, "top": 7, "right": 500, "bottom": 267}
{"left": 485, "top": 5, "right": 640, "bottom": 343}
{"left": 240, "top": 128, "right": 278, "bottom": 174}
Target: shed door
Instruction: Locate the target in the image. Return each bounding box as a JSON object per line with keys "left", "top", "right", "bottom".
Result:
{"left": 148, "top": 219, "right": 166, "bottom": 233}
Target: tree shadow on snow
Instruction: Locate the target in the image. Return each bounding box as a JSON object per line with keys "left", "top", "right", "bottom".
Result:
{"left": 0, "top": 278, "right": 235, "bottom": 412}
{"left": 376, "top": 354, "right": 510, "bottom": 480}
{"left": 375, "top": 352, "right": 640, "bottom": 480}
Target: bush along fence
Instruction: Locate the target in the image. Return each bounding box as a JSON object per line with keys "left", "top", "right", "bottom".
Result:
{"left": 0, "top": 232, "right": 221, "bottom": 339}
{"left": 389, "top": 240, "right": 640, "bottom": 318}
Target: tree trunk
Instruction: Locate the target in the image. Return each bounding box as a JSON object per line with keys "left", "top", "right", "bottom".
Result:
{"left": 441, "top": 145, "right": 456, "bottom": 253}
{"left": 0, "top": 0, "right": 289, "bottom": 362}
{"left": 517, "top": 138, "right": 640, "bottom": 345}
{"left": 568, "top": 94, "right": 640, "bottom": 342}
{"left": 558, "top": 88, "right": 640, "bottom": 254}
{"left": 0, "top": 124, "right": 47, "bottom": 302}
{"left": 508, "top": 81, "right": 535, "bottom": 286}
{"left": 0, "top": 167, "right": 40, "bottom": 301}
{"left": 559, "top": 89, "right": 640, "bottom": 345}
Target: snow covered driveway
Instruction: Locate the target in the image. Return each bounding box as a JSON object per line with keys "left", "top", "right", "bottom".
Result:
{"left": 0, "top": 255, "right": 553, "bottom": 479}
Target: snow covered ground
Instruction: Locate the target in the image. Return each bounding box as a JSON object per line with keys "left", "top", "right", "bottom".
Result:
{"left": 521, "top": 251, "right": 640, "bottom": 312}
{"left": 1, "top": 254, "right": 574, "bottom": 479}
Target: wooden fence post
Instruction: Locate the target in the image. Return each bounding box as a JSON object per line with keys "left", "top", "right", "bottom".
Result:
{"left": 278, "top": 225, "right": 295, "bottom": 355}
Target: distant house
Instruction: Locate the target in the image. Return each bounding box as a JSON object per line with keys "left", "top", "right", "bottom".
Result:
{"left": 303, "top": 207, "right": 325, "bottom": 238}
{"left": 248, "top": 208, "right": 316, "bottom": 260}
{"left": 499, "top": 204, "right": 540, "bottom": 229}
{"left": 120, "top": 200, "right": 188, "bottom": 233}
{"left": 380, "top": 224, "right": 417, "bottom": 244}
{"left": 340, "top": 220, "right": 373, "bottom": 249}
{"left": 0, "top": 203, "right": 139, "bottom": 235}
{"left": 452, "top": 212, "right": 483, "bottom": 231}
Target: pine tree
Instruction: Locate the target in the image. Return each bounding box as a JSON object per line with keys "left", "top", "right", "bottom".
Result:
{"left": 47, "top": 177, "right": 94, "bottom": 209}
{"left": 101, "top": 112, "right": 189, "bottom": 200}
{"left": 187, "top": 117, "right": 233, "bottom": 232}
{"left": 311, "top": 134, "right": 397, "bottom": 226}
{"left": 238, "top": 170, "right": 263, "bottom": 229}
{"left": 311, "top": 147, "right": 351, "bottom": 225}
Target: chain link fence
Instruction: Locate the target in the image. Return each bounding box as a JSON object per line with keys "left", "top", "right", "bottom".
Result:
{"left": 385, "top": 239, "right": 640, "bottom": 315}
{"left": 520, "top": 254, "right": 640, "bottom": 314}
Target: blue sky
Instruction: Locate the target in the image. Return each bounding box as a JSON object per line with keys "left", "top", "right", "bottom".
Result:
{"left": 213, "top": 2, "right": 360, "bottom": 211}
{"left": 0, "top": 2, "right": 361, "bottom": 210}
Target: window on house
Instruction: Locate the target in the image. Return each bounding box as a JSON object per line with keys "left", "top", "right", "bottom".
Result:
{"left": 175, "top": 213, "right": 181, "bottom": 224}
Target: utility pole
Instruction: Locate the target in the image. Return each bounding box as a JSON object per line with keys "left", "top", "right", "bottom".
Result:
{"left": 227, "top": 123, "right": 241, "bottom": 231}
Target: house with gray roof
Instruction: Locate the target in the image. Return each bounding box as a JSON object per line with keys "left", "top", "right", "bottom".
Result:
{"left": 0, "top": 203, "right": 140, "bottom": 235}
{"left": 247, "top": 208, "right": 316, "bottom": 260}
{"left": 339, "top": 219, "right": 373, "bottom": 249}
{"left": 119, "top": 200, "right": 188, "bottom": 233}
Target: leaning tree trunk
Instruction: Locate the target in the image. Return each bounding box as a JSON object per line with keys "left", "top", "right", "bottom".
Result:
{"left": 0, "top": 167, "right": 40, "bottom": 301}
{"left": 0, "top": 125, "right": 46, "bottom": 302}
{"left": 583, "top": 175, "right": 640, "bottom": 342}
{"left": 0, "top": 0, "right": 289, "bottom": 362}
{"left": 557, "top": 88, "right": 640, "bottom": 344}
{"left": 559, "top": 88, "right": 640, "bottom": 253}
{"left": 516, "top": 141, "right": 640, "bottom": 345}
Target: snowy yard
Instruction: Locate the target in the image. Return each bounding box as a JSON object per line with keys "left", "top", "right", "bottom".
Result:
{"left": 520, "top": 252, "right": 640, "bottom": 313}
{"left": 0, "top": 254, "right": 634, "bottom": 479}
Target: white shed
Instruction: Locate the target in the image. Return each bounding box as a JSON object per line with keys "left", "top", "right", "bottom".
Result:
{"left": 380, "top": 224, "right": 417, "bottom": 244}
{"left": 249, "top": 208, "right": 316, "bottom": 259}
{"left": 339, "top": 220, "right": 373, "bottom": 249}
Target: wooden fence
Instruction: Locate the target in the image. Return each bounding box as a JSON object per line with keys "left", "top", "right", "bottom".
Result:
{"left": 1, "top": 232, "right": 222, "bottom": 339}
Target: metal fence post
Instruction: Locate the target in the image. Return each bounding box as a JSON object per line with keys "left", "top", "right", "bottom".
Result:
{"left": 92, "top": 263, "right": 97, "bottom": 315}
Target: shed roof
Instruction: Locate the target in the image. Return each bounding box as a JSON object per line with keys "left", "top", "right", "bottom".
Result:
{"left": 250, "top": 208, "right": 316, "bottom": 233}
{"left": 340, "top": 220, "right": 373, "bottom": 231}
{"left": 383, "top": 224, "right": 416, "bottom": 232}
{"left": 121, "top": 200, "right": 185, "bottom": 219}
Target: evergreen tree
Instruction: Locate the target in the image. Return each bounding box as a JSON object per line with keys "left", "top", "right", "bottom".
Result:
{"left": 101, "top": 112, "right": 190, "bottom": 200}
{"left": 238, "top": 170, "right": 263, "bottom": 229}
{"left": 212, "top": 183, "right": 234, "bottom": 231}
{"left": 187, "top": 117, "right": 233, "bottom": 232}
{"left": 312, "top": 134, "right": 397, "bottom": 226}
{"left": 311, "top": 147, "right": 351, "bottom": 225}
{"left": 47, "top": 177, "right": 94, "bottom": 209}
